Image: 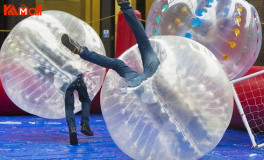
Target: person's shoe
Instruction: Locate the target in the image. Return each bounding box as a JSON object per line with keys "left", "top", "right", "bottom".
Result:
{"left": 61, "top": 34, "right": 81, "bottom": 54}
{"left": 81, "top": 123, "right": 94, "bottom": 136}
{"left": 69, "top": 127, "right": 78, "bottom": 145}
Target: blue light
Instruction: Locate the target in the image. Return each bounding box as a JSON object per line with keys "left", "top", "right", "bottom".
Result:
{"left": 185, "top": 33, "right": 192, "bottom": 39}
{"left": 197, "top": 9, "right": 206, "bottom": 16}
{"left": 206, "top": 0, "right": 213, "bottom": 7}
{"left": 192, "top": 18, "right": 200, "bottom": 27}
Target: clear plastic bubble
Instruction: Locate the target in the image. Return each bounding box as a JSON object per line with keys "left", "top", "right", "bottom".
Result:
{"left": 101, "top": 36, "right": 233, "bottom": 160}
{"left": 0, "top": 11, "right": 106, "bottom": 119}
{"left": 146, "top": 0, "right": 262, "bottom": 80}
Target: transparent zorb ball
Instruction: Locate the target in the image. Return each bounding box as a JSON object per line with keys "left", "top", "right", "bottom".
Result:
{"left": 101, "top": 36, "right": 233, "bottom": 160}
{"left": 0, "top": 11, "right": 105, "bottom": 119}
{"left": 146, "top": 0, "right": 262, "bottom": 80}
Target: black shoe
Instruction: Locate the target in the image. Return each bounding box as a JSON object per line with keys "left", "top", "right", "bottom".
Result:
{"left": 61, "top": 34, "right": 81, "bottom": 54}
{"left": 69, "top": 127, "right": 78, "bottom": 145}
{"left": 81, "top": 123, "right": 93, "bottom": 136}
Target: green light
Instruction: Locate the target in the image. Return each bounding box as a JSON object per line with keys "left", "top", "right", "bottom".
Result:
{"left": 154, "top": 29, "right": 158, "bottom": 36}
{"left": 156, "top": 16, "right": 161, "bottom": 24}
{"left": 162, "top": 5, "right": 168, "bottom": 12}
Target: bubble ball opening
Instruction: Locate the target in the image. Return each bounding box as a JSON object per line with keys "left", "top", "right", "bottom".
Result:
{"left": 146, "top": 0, "right": 262, "bottom": 80}
{"left": 0, "top": 11, "right": 106, "bottom": 119}
{"left": 101, "top": 36, "right": 233, "bottom": 160}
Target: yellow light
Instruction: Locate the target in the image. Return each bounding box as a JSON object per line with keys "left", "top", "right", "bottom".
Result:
{"left": 230, "top": 41, "right": 236, "bottom": 48}
{"left": 236, "top": 16, "right": 241, "bottom": 23}
{"left": 237, "top": 6, "right": 243, "bottom": 13}
{"left": 234, "top": 28, "right": 240, "bottom": 36}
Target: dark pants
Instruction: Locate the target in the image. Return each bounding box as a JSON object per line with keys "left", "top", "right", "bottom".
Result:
{"left": 118, "top": 1, "right": 159, "bottom": 78}
{"left": 65, "top": 1, "right": 159, "bottom": 128}
{"left": 65, "top": 74, "right": 91, "bottom": 128}
{"left": 79, "top": 1, "right": 159, "bottom": 87}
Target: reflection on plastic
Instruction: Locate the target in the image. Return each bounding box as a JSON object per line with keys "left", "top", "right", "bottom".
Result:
{"left": 0, "top": 11, "right": 106, "bottom": 119}
{"left": 101, "top": 36, "right": 233, "bottom": 160}
{"left": 146, "top": 0, "right": 262, "bottom": 80}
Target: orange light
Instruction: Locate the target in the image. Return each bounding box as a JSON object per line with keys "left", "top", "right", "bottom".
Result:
{"left": 223, "top": 54, "right": 230, "bottom": 61}
{"left": 181, "top": 7, "right": 187, "bottom": 13}
{"left": 174, "top": 18, "right": 181, "bottom": 25}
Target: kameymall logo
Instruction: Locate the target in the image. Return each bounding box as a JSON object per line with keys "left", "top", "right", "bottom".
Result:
{"left": 4, "top": 4, "right": 42, "bottom": 16}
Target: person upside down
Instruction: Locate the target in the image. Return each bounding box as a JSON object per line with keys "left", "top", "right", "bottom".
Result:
{"left": 61, "top": 0, "right": 160, "bottom": 145}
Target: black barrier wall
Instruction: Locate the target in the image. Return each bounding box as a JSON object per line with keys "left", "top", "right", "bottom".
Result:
{"left": 1, "top": 0, "right": 36, "bottom": 44}
{"left": 100, "top": 0, "right": 115, "bottom": 58}
{"left": 4, "top": 0, "right": 36, "bottom": 28}
{"left": 0, "top": 0, "right": 4, "bottom": 46}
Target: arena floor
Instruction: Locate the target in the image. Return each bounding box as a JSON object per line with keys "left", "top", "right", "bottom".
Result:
{"left": 0, "top": 114, "right": 264, "bottom": 159}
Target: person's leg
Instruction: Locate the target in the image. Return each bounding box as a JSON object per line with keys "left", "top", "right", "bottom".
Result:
{"left": 118, "top": 1, "right": 160, "bottom": 78}
{"left": 65, "top": 85, "right": 76, "bottom": 128}
{"left": 61, "top": 34, "right": 142, "bottom": 86}
{"left": 80, "top": 46, "right": 144, "bottom": 86}
{"left": 80, "top": 46, "right": 140, "bottom": 82}
{"left": 65, "top": 81, "right": 78, "bottom": 145}
{"left": 75, "top": 74, "right": 93, "bottom": 136}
